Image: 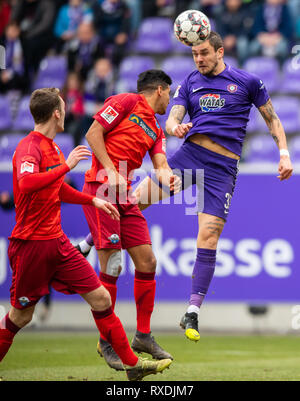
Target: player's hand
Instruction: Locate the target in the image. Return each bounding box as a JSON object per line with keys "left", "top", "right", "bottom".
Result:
{"left": 92, "top": 197, "right": 120, "bottom": 220}
{"left": 158, "top": 170, "right": 182, "bottom": 194}
{"left": 171, "top": 122, "right": 193, "bottom": 138}
{"left": 66, "top": 146, "right": 92, "bottom": 170}
{"left": 277, "top": 155, "right": 293, "bottom": 181}
{"left": 107, "top": 169, "right": 127, "bottom": 194}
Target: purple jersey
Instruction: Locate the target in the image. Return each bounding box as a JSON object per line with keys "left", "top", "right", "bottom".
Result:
{"left": 173, "top": 64, "right": 270, "bottom": 156}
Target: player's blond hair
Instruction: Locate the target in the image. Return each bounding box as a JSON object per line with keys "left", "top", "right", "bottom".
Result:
{"left": 30, "top": 88, "right": 61, "bottom": 124}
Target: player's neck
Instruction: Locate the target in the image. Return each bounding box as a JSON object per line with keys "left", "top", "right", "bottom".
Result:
{"left": 141, "top": 93, "right": 156, "bottom": 114}
{"left": 213, "top": 61, "right": 226, "bottom": 76}
{"left": 34, "top": 122, "right": 58, "bottom": 140}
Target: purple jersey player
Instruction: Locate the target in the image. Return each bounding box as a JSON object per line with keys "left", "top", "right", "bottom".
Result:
{"left": 76, "top": 31, "right": 293, "bottom": 343}
{"left": 134, "top": 31, "right": 293, "bottom": 342}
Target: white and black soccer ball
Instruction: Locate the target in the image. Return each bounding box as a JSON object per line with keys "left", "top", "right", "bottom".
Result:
{"left": 174, "top": 10, "right": 211, "bottom": 47}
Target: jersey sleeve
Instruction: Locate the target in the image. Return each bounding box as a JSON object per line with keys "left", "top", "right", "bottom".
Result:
{"left": 15, "top": 138, "right": 42, "bottom": 181}
{"left": 248, "top": 73, "right": 270, "bottom": 109}
{"left": 93, "top": 94, "right": 136, "bottom": 132}
{"left": 172, "top": 77, "right": 189, "bottom": 109}
{"left": 148, "top": 128, "right": 166, "bottom": 159}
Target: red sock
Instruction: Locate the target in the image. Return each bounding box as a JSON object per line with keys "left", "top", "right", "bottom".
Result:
{"left": 0, "top": 314, "right": 20, "bottom": 362}
{"left": 99, "top": 272, "right": 118, "bottom": 341}
{"left": 134, "top": 270, "right": 156, "bottom": 334}
{"left": 92, "top": 307, "right": 138, "bottom": 367}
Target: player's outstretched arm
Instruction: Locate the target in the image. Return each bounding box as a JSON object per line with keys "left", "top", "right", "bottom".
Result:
{"left": 258, "top": 99, "right": 293, "bottom": 181}
{"left": 59, "top": 182, "right": 120, "bottom": 220}
{"left": 166, "top": 105, "right": 192, "bottom": 138}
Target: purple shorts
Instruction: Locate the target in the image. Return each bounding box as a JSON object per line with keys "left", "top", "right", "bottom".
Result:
{"left": 167, "top": 141, "right": 239, "bottom": 220}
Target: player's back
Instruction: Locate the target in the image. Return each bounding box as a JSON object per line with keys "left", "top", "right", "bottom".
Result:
{"left": 10, "top": 131, "right": 66, "bottom": 240}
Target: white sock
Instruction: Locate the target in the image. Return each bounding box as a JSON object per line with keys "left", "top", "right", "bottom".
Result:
{"left": 187, "top": 305, "right": 200, "bottom": 314}
{"left": 79, "top": 240, "right": 92, "bottom": 253}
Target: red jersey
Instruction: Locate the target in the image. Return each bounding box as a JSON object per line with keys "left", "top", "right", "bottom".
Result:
{"left": 10, "top": 131, "right": 69, "bottom": 240}
{"left": 85, "top": 93, "right": 166, "bottom": 184}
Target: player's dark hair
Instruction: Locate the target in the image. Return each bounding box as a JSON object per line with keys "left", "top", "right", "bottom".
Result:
{"left": 30, "top": 88, "right": 61, "bottom": 124}
{"left": 207, "top": 31, "right": 223, "bottom": 51}
{"left": 137, "top": 70, "right": 172, "bottom": 93}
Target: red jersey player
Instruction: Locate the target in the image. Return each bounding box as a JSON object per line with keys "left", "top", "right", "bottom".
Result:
{"left": 0, "top": 88, "right": 172, "bottom": 381}
{"left": 80, "top": 70, "right": 181, "bottom": 370}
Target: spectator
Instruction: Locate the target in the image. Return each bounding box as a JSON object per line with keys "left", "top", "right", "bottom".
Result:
{"left": 85, "top": 57, "right": 114, "bottom": 111}
{"left": 0, "top": 0, "right": 11, "bottom": 38}
{"left": 214, "top": 0, "right": 254, "bottom": 63}
{"left": 91, "top": 0, "right": 131, "bottom": 66}
{"left": 10, "top": 0, "right": 56, "bottom": 75}
{"left": 191, "top": 0, "right": 221, "bottom": 19}
{"left": 249, "top": 0, "right": 294, "bottom": 60}
{"left": 67, "top": 21, "right": 104, "bottom": 80}
{"left": 62, "top": 71, "right": 85, "bottom": 142}
{"left": 0, "top": 22, "right": 26, "bottom": 93}
{"left": 0, "top": 191, "right": 14, "bottom": 211}
{"left": 54, "top": 0, "right": 93, "bottom": 52}
{"left": 142, "top": 0, "right": 175, "bottom": 18}
{"left": 71, "top": 57, "right": 115, "bottom": 145}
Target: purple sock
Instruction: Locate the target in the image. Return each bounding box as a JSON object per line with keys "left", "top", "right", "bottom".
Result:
{"left": 86, "top": 233, "right": 94, "bottom": 246}
{"left": 189, "top": 248, "right": 216, "bottom": 308}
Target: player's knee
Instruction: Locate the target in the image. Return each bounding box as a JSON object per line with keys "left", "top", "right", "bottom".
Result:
{"left": 90, "top": 286, "right": 112, "bottom": 312}
{"left": 139, "top": 254, "right": 157, "bottom": 273}
{"left": 198, "top": 230, "right": 219, "bottom": 249}
{"left": 10, "top": 307, "right": 34, "bottom": 328}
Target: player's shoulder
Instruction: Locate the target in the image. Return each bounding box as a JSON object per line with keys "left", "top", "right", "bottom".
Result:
{"left": 227, "top": 65, "right": 263, "bottom": 87}
{"left": 105, "top": 93, "right": 142, "bottom": 108}
{"left": 16, "top": 131, "right": 43, "bottom": 152}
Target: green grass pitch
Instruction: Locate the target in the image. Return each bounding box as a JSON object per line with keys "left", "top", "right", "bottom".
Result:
{"left": 1, "top": 331, "right": 300, "bottom": 381}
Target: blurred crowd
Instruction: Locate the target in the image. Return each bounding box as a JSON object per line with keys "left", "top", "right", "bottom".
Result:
{"left": 0, "top": 0, "right": 300, "bottom": 147}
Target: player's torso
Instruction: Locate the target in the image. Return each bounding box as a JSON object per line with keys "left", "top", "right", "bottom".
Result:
{"left": 12, "top": 134, "right": 66, "bottom": 240}
{"left": 185, "top": 67, "right": 252, "bottom": 123}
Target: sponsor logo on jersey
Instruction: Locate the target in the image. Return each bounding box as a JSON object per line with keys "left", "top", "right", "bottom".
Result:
{"left": 46, "top": 163, "right": 62, "bottom": 171}
{"left": 20, "top": 161, "right": 34, "bottom": 174}
{"left": 101, "top": 106, "right": 119, "bottom": 124}
{"left": 129, "top": 114, "right": 157, "bottom": 141}
{"left": 227, "top": 84, "right": 238, "bottom": 93}
{"left": 162, "top": 137, "right": 166, "bottom": 153}
{"left": 18, "top": 296, "right": 30, "bottom": 307}
{"left": 199, "top": 94, "right": 225, "bottom": 112}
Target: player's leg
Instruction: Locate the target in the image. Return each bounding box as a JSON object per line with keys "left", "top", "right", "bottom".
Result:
{"left": 81, "top": 285, "right": 172, "bottom": 380}
{"left": 55, "top": 237, "right": 172, "bottom": 380}
{"left": 0, "top": 305, "right": 35, "bottom": 362}
{"left": 127, "top": 244, "right": 173, "bottom": 360}
{"left": 75, "top": 232, "right": 94, "bottom": 257}
{"left": 180, "top": 212, "right": 224, "bottom": 341}
{"left": 96, "top": 248, "right": 124, "bottom": 371}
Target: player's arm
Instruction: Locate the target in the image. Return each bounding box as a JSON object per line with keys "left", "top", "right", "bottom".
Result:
{"left": 165, "top": 104, "right": 192, "bottom": 138}
{"left": 19, "top": 146, "right": 91, "bottom": 194}
{"left": 85, "top": 120, "right": 127, "bottom": 193}
{"left": 59, "top": 182, "right": 120, "bottom": 220}
{"left": 151, "top": 153, "right": 181, "bottom": 194}
{"left": 258, "top": 99, "right": 293, "bottom": 181}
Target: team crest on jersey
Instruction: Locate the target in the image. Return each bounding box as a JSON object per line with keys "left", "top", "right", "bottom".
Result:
{"left": 20, "top": 161, "right": 34, "bottom": 174}
{"left": 199, "top": 94, "right": 225, "bottom": 112}
{"left": 55, "top": 145, "right": 60, "bottom": 155}
{"left": 101, "top": 106, "right": 119, "bottom": 124}
{"left": 129, "top": 114, "right": 157, "bottom": 141}
{"left": 18, "top": 296, "right": 30, "bottom": 307}
{"left": 227, "top": 84, "right": 238, "bottom": 93}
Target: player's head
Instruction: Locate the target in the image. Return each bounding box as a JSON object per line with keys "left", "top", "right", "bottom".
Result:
{"left": 30, "top": 88, "right": 65, "bottom": 132}
{"left": 137, "top": 69, "right": 172, "bottom": 115}
{"left": 192, "top": 31, "right": 224, "bottom": 77}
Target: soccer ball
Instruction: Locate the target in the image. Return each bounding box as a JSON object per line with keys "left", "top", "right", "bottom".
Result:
{"left": 174, "top": 10, "right": 211, "bottom": 47}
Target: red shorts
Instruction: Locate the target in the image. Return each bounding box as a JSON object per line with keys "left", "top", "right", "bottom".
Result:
{"left": 8, "top": 233, "right": 101, "bottom": 309}
{"left": 82, "top": 182, "right": 151, "bottom": 250}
